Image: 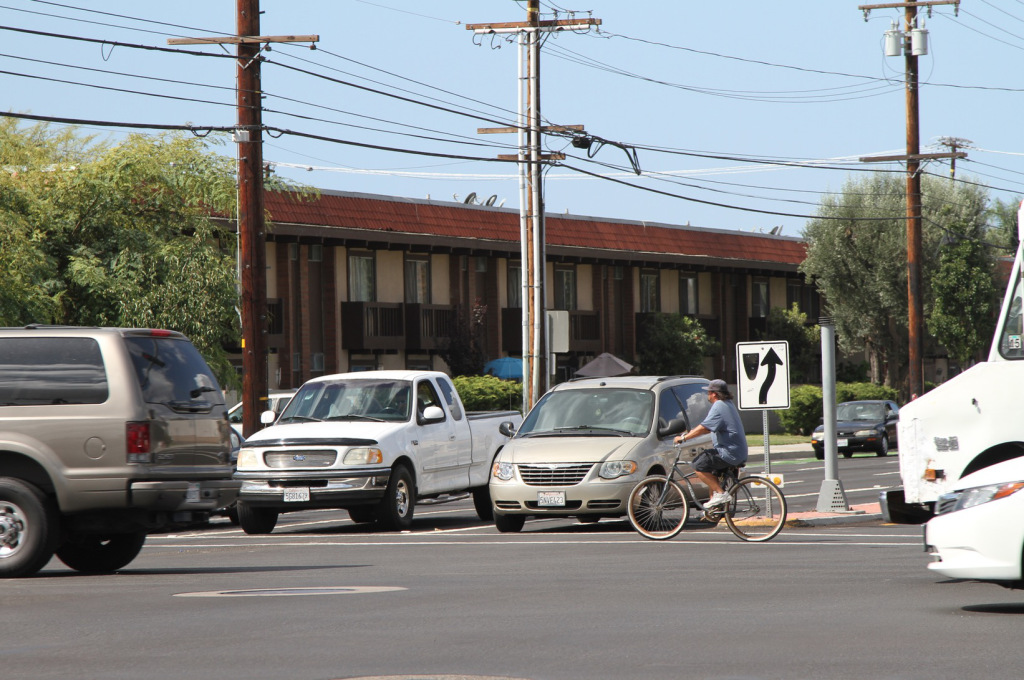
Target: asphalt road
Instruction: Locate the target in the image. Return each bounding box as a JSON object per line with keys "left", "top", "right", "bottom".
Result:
{"left": 6, "top": 452, "right": 1020, "bottom": 680}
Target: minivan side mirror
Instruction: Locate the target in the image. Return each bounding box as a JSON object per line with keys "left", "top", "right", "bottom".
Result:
{"left": 658, "top": 417, "right": 688, "bottom": 439}
{"left": 260, "top": 410, "right": 277, "bottom": 425}
{"left": 499, "top": 421, "right": 517, "bottom": 438}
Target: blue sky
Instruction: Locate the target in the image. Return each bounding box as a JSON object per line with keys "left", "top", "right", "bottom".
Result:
{"left": 3, "top": 0, "right": 1022, "bottom": 235}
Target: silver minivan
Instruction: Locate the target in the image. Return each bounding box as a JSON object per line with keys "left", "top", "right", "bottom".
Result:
{"left": 0, "top": 326, "right": 241, "bottom": 577}
{"left": 489, "top": 375, "right": 714, "bottom": 532}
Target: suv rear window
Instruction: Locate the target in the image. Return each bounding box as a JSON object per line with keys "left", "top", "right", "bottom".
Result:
{"left": 0, "top": 337, "right": 108, "bottom": 406}
{"left": 125, "top": 336, "right": 224, "bottom": 405}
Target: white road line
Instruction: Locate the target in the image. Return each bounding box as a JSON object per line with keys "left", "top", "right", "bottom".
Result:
{"left": 145, "top": 539, "right": 922, "bottom": 548}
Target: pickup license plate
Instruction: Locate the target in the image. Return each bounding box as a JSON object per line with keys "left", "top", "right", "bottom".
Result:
{"left": 537, "top": 490, "right": 565, "bottom": 507}
{"left": 185, "top": 483, "right": 200, "bottom": 503}
{"left": 837, "top": 438, "right": 849, "bottom": 448}
{"left": 284, "top": 487, "right": 310, "bottom": 502}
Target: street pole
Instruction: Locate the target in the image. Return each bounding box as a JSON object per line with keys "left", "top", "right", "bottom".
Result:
{"left": 904, "top": 3, "right": 924, "bottom": 401}
{"left": 817, "top": 317, "right": 851, "bottom": 512}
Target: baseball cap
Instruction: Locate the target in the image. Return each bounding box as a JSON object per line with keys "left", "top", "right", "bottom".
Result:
{"left": 702, "top": 379, "right": 728, "bottom": 392}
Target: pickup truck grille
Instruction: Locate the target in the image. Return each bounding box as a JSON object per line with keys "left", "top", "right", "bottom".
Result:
{"left": 518, "top": 463, "right": 593, "bottom": 486}
{"left": 264, "top": 450, "right": 337, "bottom": 468}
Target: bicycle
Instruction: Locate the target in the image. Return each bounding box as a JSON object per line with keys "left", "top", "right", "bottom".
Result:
{"left": 627, "top": 445, "right": 787, "bottom": 542}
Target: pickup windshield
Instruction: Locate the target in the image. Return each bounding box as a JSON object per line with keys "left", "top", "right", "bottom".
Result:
{"left": 278, "top": 379, "right": 412, "bottom": 423}
{"left": 517, "top": 388, "right": 653, "bottom": 437}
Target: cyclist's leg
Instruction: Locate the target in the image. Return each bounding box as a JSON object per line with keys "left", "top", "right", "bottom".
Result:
{"left": 627, "top": 476, "right": 688, "bottom": 540}
{"left": 723, "top": 476, "right": 788, "bottom": 542}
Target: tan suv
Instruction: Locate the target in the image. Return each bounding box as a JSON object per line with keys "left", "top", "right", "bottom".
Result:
{"left": 0, "top": 326, "right": 241, "bottom": 577}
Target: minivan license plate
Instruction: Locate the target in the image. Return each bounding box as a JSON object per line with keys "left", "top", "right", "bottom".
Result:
{"left": 537, "top": 491, "right": 565, "bottom": 507}
{"left": 284, "top": 487, "right": 310, "bottom": 502}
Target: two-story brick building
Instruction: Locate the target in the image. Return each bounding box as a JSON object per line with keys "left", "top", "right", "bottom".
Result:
{"left": 246, "top": 188, "right": 818, "bottom": 389}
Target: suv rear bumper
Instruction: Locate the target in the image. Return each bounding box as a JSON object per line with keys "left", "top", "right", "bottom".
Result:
{"left": 130, "top": 479, "right": 241, "bottom": 511}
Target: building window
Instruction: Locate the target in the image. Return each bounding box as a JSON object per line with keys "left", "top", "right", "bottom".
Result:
{"left": 309, "top": 244, "right": 323, "bottom": 262}
{"left": 680, "top": 273, "right": 698, "bottom": 315}
{"left": 553, "top": 264, "right": 577, "bottom": 311}
{"left": 640, "top": 269, "right": 660, "bottom": 313}
{"left": 405, "top": 256, "right": 430, "bottom": 304}
{"left": 507, "top": 260, "right": 522, "bottom": 308}
{"left": 348, "top": 251, "right": 376, "bottom": 302}
{"left": 475, "top": 256, "right": 488, "bottom": 273}
{"left": 311, "top": 352, "right": 325, "bottom": 372}
{"left": 752, "top": 278, "right": 769, "bottom": 318}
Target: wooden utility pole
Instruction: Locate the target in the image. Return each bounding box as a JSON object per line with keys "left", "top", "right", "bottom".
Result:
{"left": 858, "top": 0, "right": 960, "bottom": 399}
{"left": 170, "top": 3, "right": 317, "bottom": 436}
{"left": 467, "top": 2, "right": 599, "bottom": 410}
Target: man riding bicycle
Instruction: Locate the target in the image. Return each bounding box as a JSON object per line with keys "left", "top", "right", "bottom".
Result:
{"left": 674, "top": 379, "right": 748, "bottom": 508}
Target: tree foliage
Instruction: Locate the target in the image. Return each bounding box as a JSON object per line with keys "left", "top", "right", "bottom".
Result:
{"left": 636, "top": 313, "right": 718, "bottom": 376}
{"left": 759, "top": 303, "right": 820, "bottom": 384}
{"left": 800, "top": 172, "right": 992, "bottom": 390}
{"left": 0, "top": 121, "right": 254, "bottom": 385}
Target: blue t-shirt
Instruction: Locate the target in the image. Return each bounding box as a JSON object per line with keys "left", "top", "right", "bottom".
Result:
{"left": 701, "top": 399, "right": 748, "bottom": 465}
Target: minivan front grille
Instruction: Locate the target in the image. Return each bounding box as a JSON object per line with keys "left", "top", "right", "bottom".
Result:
{"left": 518, "top": 463, "right": 593, "bottom": 486}
{"left": 264, "top": 450, "right": 337, "bottom": 468}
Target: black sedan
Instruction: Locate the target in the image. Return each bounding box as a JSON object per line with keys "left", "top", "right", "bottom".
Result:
{"left": 811, "top": 400, "right": 899, "bottom": 459}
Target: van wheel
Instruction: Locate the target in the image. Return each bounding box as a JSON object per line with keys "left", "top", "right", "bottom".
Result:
{"left": 494, "top": 513, "right": 525, "bottom": 533}
{"left": 55, "top": 531, "right": 146, "bottom": 573}
{"left": 237, "top": 501, "right": 279, "bottom": 535}
{"left": 0, "top": 479, "right": 59, "bottom": 578}
{"left": 472, "top": 486, "right": 494, "bottom": 521}
{"left": 376, "top": 464, "right": 415, "bottom": 530}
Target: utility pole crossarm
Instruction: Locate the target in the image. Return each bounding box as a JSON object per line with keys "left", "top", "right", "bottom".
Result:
{"left": 167, "top": 35, "right": 318, "bottom": 45}
{"left": 465, "top": 18, "right": 601, "bottom": 32}
{"left": 859, "top": 152, "right": 967, "bottom": 163}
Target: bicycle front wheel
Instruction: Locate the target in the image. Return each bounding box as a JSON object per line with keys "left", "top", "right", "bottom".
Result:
{"left": 723, "top": 476, "right": 787, "bottom": 542}
{"left": 627, "top": 476, "right": 688, "bottom": 540}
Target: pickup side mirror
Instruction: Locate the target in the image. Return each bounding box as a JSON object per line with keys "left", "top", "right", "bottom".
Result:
{"left": 658, "top": 417, "right": 688, "bottom": 439}
{"left": 498, "top": 421, "right": 517, "bottom": 438}
{"left": 260, "top": 410, "right": 277, "bottom": 425}
{"left": 418, "top": 405, "right": 445, "bottom": 425}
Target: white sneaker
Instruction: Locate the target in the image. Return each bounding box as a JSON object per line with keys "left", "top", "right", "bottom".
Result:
{"left": 705, "top": 491, "right": 730, "bottom": 508}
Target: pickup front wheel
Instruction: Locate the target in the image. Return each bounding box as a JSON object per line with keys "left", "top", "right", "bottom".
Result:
{"left": 376, "top": 464, "right": 415, "bottom": 530}
{"left": 237, "top": 501, "right": 279, "bottom": 535}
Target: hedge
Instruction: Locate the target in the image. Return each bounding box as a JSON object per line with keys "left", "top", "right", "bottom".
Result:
{"left": 453, "top": 375, "right": 523, "bottom": 414}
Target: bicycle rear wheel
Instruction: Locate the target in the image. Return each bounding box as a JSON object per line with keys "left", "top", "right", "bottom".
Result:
{"left": 723, "top": 476, "right": 787, "bottom": 542}
{"left": 627, "top": 476, "right": 688, "bottom": 540}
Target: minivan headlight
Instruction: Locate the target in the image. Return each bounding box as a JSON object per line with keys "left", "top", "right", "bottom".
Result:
{"left": 493, "top": 461, "right": 515, "bottom": 481}
{"left": 599, "top": 460, "right": 637, "bottom": 479}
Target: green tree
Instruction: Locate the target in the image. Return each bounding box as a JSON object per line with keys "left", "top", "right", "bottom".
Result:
{"left": 759, "top": 303, "right": 820, "bottom": 383}
{"left": 636, "top": 313, "right": 718, "bottom": 376}
{"left": 0, "top": 121, "right": 305, "bottom": 385}
{"left": 986, "top": 196, "right": 1021, "bottom": 253}
{"left": 800, "top": 172, "right": 990, "bottom": 390}
{"left": 928, "top": 213, "right": 998, "bottom": 367}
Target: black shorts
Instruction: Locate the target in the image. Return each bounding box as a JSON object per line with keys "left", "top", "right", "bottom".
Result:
{"left": 692, "top": 449, "right": 732, "bottom": 473}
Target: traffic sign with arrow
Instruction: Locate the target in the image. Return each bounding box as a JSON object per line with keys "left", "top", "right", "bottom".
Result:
{"left": 736, "top": 341, "right": 791, "bottom": 411}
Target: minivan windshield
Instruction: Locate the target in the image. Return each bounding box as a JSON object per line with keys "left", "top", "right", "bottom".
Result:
{"left": 517, "top": 388, "right": 654, "bottom": 437}
{"left": 278, "top": 379, "right": 412, "bottom": 423}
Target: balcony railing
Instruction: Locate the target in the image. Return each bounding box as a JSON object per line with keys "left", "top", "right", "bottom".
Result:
{"left": 340, "top": 302, "right": 405, "bottom": 351}
{"left": 502, "top": 307, "right": 602, "bottom": 354}
{"left": 405, "top": 304, "right": 455, "bottom": 351}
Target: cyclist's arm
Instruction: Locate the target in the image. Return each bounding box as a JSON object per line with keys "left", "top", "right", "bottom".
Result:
{"left": 675, "top": 423, "right": 710, "bottom": 445}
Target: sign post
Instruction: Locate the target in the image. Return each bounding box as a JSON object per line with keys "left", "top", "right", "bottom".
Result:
{"left": 735, "top": 341, "right": 790, "bottom": 516}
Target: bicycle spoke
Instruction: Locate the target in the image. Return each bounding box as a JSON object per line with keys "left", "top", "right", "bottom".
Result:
{"left": 627, "top": 477, "right": 688, "bottom": 540}
{"left": 723, "top": 477, "right": 787, "bottom": 542}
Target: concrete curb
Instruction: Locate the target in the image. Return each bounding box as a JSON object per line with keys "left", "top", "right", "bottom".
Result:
{"left": 786, "top": 512, "right": 886, "bottom": 527}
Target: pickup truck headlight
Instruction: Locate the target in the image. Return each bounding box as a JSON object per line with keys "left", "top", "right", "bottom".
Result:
{"left": 493, "top": 461, "right": 515, "bottom": 481}
{"left": 343, "top": 447, "right": 383, "bottom": 465}
{"left": 236, "top": 448, "right": 259, "bottom": 470}
{"left": 599, "top": 460, "right": 637, "bottom": 479}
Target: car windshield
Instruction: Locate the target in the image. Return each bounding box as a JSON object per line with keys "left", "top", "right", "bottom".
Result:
{"left": 278, "top": 380, "right": 412, "bottom": 423}
{"left": 518, "top": 388, "right": 654, "bottom": 437}
{"left": 836, "top": 403, "right": 884, "bottom": 421}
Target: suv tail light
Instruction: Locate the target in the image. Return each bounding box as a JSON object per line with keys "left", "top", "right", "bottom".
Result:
{"left": 126, "top": 422, "right": 151, "bottom": 463}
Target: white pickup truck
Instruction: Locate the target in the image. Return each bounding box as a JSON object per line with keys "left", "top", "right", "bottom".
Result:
{"left": 233, "top": 370, "right": 522, "bottom": 533}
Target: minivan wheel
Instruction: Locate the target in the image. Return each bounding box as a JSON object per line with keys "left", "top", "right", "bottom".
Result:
{"left": 472, "top": 486, "right": 494, "bottom": 521}
{"left": 376, "top": 464, "right": 415, "bottom": 530}
{"left": 237, "top": 501, "right": 279, "bottom": 535}
{"left": 55, "top": 531, "right": 146, "bottom": 573}
{"left": 494, "top": 513, "right": 525, "bottom": 533}
{"left": 0, "top": 478, "right": 59, "bottom": 578}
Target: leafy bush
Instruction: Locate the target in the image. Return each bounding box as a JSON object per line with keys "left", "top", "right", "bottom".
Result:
{"left": 453, "top": 375, "right": 523, "bottom": 414}
{"left": 775, "top": 382, "right": 899, "bottom": 435}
